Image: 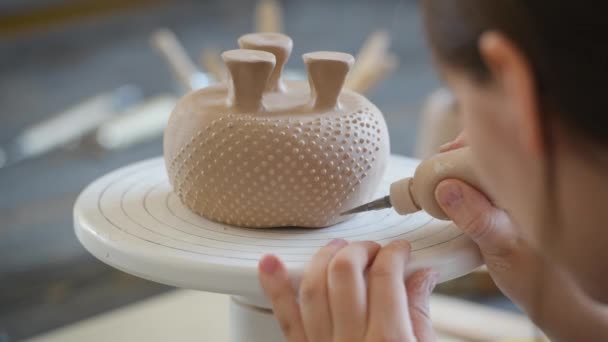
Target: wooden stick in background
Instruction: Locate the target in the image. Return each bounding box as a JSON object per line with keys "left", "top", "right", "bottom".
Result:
{"left": 200, "top": 47, "right": 226, "bottom": 82}
{"left": 350, "top": 53, "right": 398, "bottom": 94}
{"left": 345, "top": 30, "right": 397, "bottom": 93}
{"left": 255, "top": 0, "right": 283, "bottom": 33}
{"left": 150, "top": 28, "right": 198, "bottom": 91}
{"left": 430, "top": 295, "right": 548, "bottom": 342}
{"left": 196, "top": 0, "right": 284, "bottom": 83}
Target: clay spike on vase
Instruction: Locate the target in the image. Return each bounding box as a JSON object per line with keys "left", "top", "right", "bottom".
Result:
{"left": 222, "top": 49, "right": 276, "bottom": 112}
{"left": 238, "top": 33, "right": 292, "bottom": 93}
{"left": 164, "top": 33, "right": 390, "bottom": 228}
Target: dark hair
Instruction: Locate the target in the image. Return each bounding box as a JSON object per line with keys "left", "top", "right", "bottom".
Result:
{"left": 420, "top": 0, "right": 608, "bottom": 145}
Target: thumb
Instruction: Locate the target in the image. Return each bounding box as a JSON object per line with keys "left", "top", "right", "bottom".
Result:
{"left": 435, "top": 179, "right": 516, "bottom": 256}
{"left": 406, "top": 269, "right": 438, "bottom": 342}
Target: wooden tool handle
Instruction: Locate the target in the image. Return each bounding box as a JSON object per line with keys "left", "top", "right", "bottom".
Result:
{"left": 150, "top": 29, "right": 197, "bottom": 91}
{"left": 222, "top": 49, "right": 276, "bottom": 112}
{"left": 238, "top": 33, "right": 293, "bottom": 92}
{"left": 390, "top": 147, "right": 483, "bottom": 219}
{"left": 255, "top": 0, "right": 283, "bottom": 33}
{"left": 303, "top": 51, "right": 354, "bottom": 111}
{"left": 345, "top": 30, "right": 392, "bottom": 93}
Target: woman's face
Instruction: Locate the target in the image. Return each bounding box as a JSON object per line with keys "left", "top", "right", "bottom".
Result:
{"left": 440, "top": 66, "right": 545, "bottom": 247}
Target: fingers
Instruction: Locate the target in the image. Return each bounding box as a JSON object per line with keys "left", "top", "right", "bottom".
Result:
{"left": 435, "top": 179, "right": 517, "bottom": 256}
{"left": 366, "top": 240, "right": 417, "bottom": 341}
{"left": 439, "top": 130, "right": 467, "bottom": 152}
{"left": 298, "top": 239, "right": 348, "bottom": 341}
{"left": 258, "top": 255, "right": 308, "bottom": 342}
{"left": 406, "top": 269, "right": 438, "bottom": 342}
{"left": 327, "top": 241, "right": 381, "bottom": 341}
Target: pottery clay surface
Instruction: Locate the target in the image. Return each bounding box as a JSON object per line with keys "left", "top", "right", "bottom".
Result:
{"left": 164, "top": 33, "right": 390, "bottom": 228}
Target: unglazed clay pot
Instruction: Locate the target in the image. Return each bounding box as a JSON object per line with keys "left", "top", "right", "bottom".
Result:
{"left": 164, "top": 33, "right": 390, "bottom": 228}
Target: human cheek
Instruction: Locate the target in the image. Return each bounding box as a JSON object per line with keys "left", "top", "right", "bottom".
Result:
{"left": 459, "top": 92, "right": 513, "bottom": 203}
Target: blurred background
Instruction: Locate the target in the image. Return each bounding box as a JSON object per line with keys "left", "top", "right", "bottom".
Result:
{"left": 1, "top": 0, "right": 532, "bottom": 341}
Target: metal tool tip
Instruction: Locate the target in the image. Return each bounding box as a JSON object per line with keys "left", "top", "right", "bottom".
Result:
{"left": 339, "top": 208, "right": 358, "bottom": 216}
{"left": 339, "top": 195, "right": 392, "bottom": 216}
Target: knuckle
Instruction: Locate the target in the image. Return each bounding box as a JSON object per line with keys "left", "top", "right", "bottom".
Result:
{"left": 410, "top": 300, "right": 432, "bottom": 322}
{"left": 368, "top": 263, "right": 394, "bottom": 280}
{"left": 367, "top": 241, "right": 384, "bottom": 258}
{"left": 363, "top": 240, "right": 382, "bottom": 250}
{"left": 276, "top": 316, "right": 294, "bottom": 337}
{"left": 298, "top": 280, "right": 320, "bottom": 304}
{"left": 268, "top": 286, "right": 287, "bottom": 304}
{"left": 407, "top": 275, "right": 428, "bottom": 295}
{"left": 329, "top": 255, "right": 358, "bottom": 279}
{"left": 386, "top": 240, "right": 411, "bottom": 254}
{"left": 464, "top": 210, "right": 494, "bottom": 240}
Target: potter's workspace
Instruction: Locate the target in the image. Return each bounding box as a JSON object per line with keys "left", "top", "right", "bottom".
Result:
{"left": 1, "top": 1, "right": 564, "bottom": 341}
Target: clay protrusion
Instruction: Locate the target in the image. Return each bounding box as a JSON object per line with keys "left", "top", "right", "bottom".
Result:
{"left": 222, "top": 49, "right": 276, "bottom": 112}
{"left": 303, "top": 51, "right": 354, "bottom": 111}
{"left": 238, "top": 33, "right": 293, "bottom": 92}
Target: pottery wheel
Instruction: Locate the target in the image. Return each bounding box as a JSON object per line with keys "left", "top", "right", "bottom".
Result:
{"left": 74, "top": 155, "right": 482, "bottom": 299}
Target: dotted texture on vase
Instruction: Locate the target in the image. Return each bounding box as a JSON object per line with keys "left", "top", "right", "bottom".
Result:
{"left": 166, "top": 106, "right": 388, "bottom": 228}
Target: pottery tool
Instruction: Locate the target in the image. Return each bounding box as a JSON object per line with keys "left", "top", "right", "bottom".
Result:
{"left": 74, "top": 154, "right": 482, "bottom": 342}
{"left": 255, "top": 0, "right": 283, "bottom": 33}
{"left": 0, "top": 85, "right": 141, "bottom": 169}
{"left": 341, "top": 147, "right": 481, "bottom": 219}
{"left": 95, "top": 94, "right": 177, "bottom": 150}
{"left": 150, "top": 28, "right": 212, "bottom": 91}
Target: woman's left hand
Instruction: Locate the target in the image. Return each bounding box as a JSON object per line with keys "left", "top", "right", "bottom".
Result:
{"left": 258, "top": 239, "right": 439, "bottom": 342}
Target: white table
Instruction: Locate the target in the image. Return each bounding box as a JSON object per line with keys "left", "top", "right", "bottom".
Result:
{"left": 28, "top": 291, "right": 544, "bottom": 342}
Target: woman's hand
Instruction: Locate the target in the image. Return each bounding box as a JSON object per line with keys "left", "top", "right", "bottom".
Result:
{"left": 436, "top": 137, "right": 547, "bottom": 310}
{"left": 258, "top": 240, "right": 439, "bottom": 342}
{"left": 435, "top": 137, "right": 604, "bottom": 341}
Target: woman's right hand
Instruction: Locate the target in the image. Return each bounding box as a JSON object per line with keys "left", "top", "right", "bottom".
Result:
{"left": 435, "top": 172, "right": 534, "bottom": 308}
{"left": 434, "top": 137, "right": 604, "bottom": 341}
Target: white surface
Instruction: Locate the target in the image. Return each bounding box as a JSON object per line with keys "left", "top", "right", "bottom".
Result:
{"left": 27, "top": 290, "right": 229, "bottom": 342}
{"left": 230, "top": 298, "right": 282, "bottom": 342}
{"left": 27, "top": 290, "right": 539, "bottom": 342}
{"left": 74, "top": 155, "right": 482, "bottom": 299}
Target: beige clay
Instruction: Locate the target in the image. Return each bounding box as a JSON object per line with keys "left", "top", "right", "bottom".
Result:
{"left": 164, "top": 33, "right": 390, "bottom": 228}
{"left": 389, "top": 147, "right": 481, "bottom": 220}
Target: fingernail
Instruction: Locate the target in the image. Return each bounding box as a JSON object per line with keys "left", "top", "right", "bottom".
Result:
{"left": 437, "top": 183, "right": 463, "bottom": 209}
{"left": 327, "top": 238, "right": 348, "bottom": 247}
{"left": 260, "top": 255, "right": 280, "bottom": 275}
